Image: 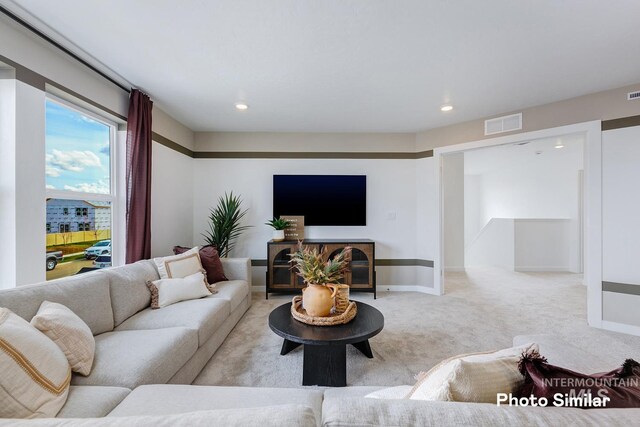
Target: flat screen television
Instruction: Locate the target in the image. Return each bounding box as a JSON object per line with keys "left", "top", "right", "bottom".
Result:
{"left": 273, "top": 175, "right": 366, "bottom": 226}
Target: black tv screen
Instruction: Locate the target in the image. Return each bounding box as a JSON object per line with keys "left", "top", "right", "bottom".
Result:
{"left": 273, "top": 175, "right": 366, "bottom": 226}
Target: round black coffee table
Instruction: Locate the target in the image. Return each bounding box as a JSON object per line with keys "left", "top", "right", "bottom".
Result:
{"left": 268, "top": 301, "right": 384, "bottom": 387}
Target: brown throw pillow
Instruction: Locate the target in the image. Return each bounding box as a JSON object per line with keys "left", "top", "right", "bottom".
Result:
{"left": 173, "top": 245, "right": 227, "bottom": 283}
{"left": 517, "top": 350, "right": 640, "bottom": 409}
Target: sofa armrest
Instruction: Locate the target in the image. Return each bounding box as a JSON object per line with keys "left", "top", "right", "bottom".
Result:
{"left": 221, "top": 258, "right": 251, "bottom": 286}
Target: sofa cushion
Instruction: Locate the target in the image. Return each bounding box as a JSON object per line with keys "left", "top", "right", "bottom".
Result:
{"left": 0, "top": 405, "right": 317, "bottom": 427}
{"left": 0, "top": 308, "right": 71, "bottom": 418}
{"left": 31, "top": 301, "right": 96, "bottom": 376}
{"left": 321, "top": 397, "right": 640, "bottom": 427}
{"left": 57, "top": 386, "right": 130, "bottom": 418}
{"left": 174, "top": 245, "right": 228, "bottom": 283}
{"left": 210, "top": 280, "right": 249, "bottom": 313}
{"left": 513, "top": 334, "right": 619, "bottom": 374}
{"left": 102, "top": 260, "right": 159, "bottom": 327}
{"left": 115, "top": 298, "right": 230, "bottom": 346}
{"left": 0, "top": 272, "right": 113, "bottom": 335}
{"left": 406, "top": 343, "right": 538, "bottom": 403}
{"left": 71, "top": 328, "right": 197, "bottom": 389}
{"left": 153, "top": 247, "right": 199, "bottom": 279}
{"left": 108, "top": 384, "right": 324, "bottom": 426}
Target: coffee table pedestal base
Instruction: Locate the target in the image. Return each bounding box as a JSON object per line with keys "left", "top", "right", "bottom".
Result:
{"left": 303, "top": 344, "right": 347, "bottom": 387}
{"left": 280, "top": 338, "right": 373, "bottom": 387}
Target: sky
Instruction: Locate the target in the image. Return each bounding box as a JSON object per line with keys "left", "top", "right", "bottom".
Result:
{"left": 45, "top": 100, "right": 111, "bottom": 194}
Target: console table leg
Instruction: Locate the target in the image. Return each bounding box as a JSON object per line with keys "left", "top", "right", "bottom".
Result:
{"left": 280, "top": 339, "right": 301, "bottom": 355}
{"left": 303, "top": 344, "right": 347, "bottom": 387}
{"left": 352, "top": 340, "right": 374, "bottom": 358}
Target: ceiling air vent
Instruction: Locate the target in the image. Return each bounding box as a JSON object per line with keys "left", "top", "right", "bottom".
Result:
{"left": 484, "top": 113, "right": 522, "bottom": 136}
{"left": 628, "top": 91, "right": 640, "bottom": 101}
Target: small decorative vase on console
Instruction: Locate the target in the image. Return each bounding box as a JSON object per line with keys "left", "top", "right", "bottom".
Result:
{"left": 302, "top": 284, "right": 337, "bottom": 317}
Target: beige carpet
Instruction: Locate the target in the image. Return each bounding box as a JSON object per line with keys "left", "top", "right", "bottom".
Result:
{"left": 195, "top": 268, "right": 640, "bottom": 387}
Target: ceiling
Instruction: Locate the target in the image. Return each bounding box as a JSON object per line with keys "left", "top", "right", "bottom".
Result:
{"left": 464, "top": 133, "right": 585, "bottom": 175}
{"left": 3, "top": 1, "right": 640, "bottom": 132}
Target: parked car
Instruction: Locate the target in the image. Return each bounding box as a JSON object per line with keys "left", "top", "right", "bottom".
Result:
{"left": 93, "top": 255, "right": 112, "bottom": 269}
{"left": 85, "top": 240, "right": 111, "bottom": 259}
{"left": 46, "top": 251, "right": 63, "bottom": 271}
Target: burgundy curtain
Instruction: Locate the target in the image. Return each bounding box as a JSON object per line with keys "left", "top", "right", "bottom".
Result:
{"left": 125, "top": 89, "right": 153, "bottom": 263}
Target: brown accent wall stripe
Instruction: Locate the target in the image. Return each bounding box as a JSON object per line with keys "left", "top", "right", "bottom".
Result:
{"left": 152, "top": 132, "right": 195, "bottom": 157}
{"left": 251, "top": 258, "right": 433, "bottom": 268}
{"left": 603, "top": 281, "right": 640, "bottom": 296}
{"left": 194, "top": 150, "right": 433, "bottom": 160}
{"left": 602, "top": 115, "right": 640, "bottom": 131}
{"left": 0, "top": 54, "right": 200, "bottom": 159}
{"left": 0, "top": 54, "right": 127, "bottom": 121}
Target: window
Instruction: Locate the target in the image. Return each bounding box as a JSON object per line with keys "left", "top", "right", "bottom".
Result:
{"left": 45, "top": 97, "right": 117, "bottom": 280}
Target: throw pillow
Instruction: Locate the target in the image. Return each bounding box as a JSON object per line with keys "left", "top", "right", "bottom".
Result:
{"left": 174, "top": 245, "right": 228, "bottom": 283}
{"left": 364, "top": 385, "right": 414, "bottom": 399}
{"left": 153, "top": 247, "right": 200, "bottom": 279}
{"left": 31, "top": 301, "right": 96, "bottom": 376}
{"left": 0, "top": 308, "right": 71, "bottom": 418}
{"left": 406, "top": 343, "right": 538, "bottom": 403}
{"left": 146, "top": 271, "right": 212, "bottom": 309}
{"left": 517, "top": 350, "right": 640, "bottom": 408}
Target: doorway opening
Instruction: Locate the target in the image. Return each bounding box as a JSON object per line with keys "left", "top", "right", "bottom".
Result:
{"left": 433, "top": 121, "right": 602, "bottom": 328}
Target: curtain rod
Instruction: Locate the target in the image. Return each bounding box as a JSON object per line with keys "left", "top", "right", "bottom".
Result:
{"left": 0, "top": 5, "right": 131, "bottom": 93}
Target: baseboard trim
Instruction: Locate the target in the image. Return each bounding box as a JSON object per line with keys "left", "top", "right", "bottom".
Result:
{"left": 515, "top": 267, "right": 573, "bottom": 272}
{"left": 600, "top": 320, "right": 640, "bottom": 337}
{"left": 251, "top": 285, "right": 440, "bottom": 295}
{"left": 379, "top": 285, "right": 440, "bottom": 295}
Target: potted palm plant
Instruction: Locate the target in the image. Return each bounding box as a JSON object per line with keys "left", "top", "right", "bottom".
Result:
{"left": 289, "top": 242, "right": 351, "bottom": 317}
{"left": 265, "top": 217, "right": 291, "bottom": 242}
{"left": 202, "top": 192, "right": 251, "bottom": 257}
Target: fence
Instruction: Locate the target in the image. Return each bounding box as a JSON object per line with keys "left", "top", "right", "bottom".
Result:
{"left": 46, "top": 229, "right": 111, "bottom": 246}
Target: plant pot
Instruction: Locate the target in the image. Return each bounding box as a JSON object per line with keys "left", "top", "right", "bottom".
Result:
{"left": 272, "top": 230, "right": 285, "bottom": 242}
{"left": 302, "top": 284, "right": 338, "bottom": 317}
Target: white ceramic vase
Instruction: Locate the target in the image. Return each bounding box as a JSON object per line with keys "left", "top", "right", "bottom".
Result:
{"left": 273, "top": 229, "right": 285, "bottom": 241}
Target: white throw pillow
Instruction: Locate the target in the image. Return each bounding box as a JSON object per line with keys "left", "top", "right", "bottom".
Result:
{"left": 31, "top": 301, "right": 96, "bottom": 376}
{"left": 364, "top": 385, "right": 413, "bottom": 399}
{"left": 407, "top": 343, "right": 538, "bottom": 403}
{"left": 153, "top": 247, "right": 200, "bottom": 279}
{"left": 146, "top": 271, "right": 212, "bottom": 309}
{"left": 0, "top": 308, "right": 71, "bottom": 418}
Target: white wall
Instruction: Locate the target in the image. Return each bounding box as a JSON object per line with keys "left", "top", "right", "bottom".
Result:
{"left": 602, "top": 125, "right": 640, "bottom": 328}
{"left": 150, "top": 142, "right": 194, "bottom": 257}
{"left": 192, "top": 157, "right": 434, "bottom": 289}
{"left": 465, "top": 218, "right": 515, "bottom": 270}
{"left": 415, "top": 157, "right": 436, "bottom": 288}
{"left": 0, "top": 79, "right": 46, "bottom": 288}
{"left": 442, "top": 153, "right": 465, "bottom": 270}
{"left": 0, "top": 77, "right": 18, "bottom": 289}
{"left": 463, "top": 134, "right": 584, "bottom": 272}
{"left": 514, "top": 219, "right": 571, "bottom": 271}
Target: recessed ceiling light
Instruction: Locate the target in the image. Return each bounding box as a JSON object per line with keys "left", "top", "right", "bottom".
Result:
{"left": 235, "top": 102, "right": 249, "bottom": 111}
{"left": 440, "top": 105, "right": 453, "bottom": 112}
{"left": 555, "top": 140, "right": 564, "bottom": 149}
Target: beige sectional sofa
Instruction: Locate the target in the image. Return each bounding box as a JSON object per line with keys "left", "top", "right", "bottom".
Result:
{"left": 2, "top": 260, "right": 640, "bottom": 426}
{"left": 0, "top": 257, "right": 253, "bottom": 417}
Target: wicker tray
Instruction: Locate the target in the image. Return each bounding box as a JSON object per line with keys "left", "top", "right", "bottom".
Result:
{"left": 291, "top": 295, "right": 357, "bottom": 326}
